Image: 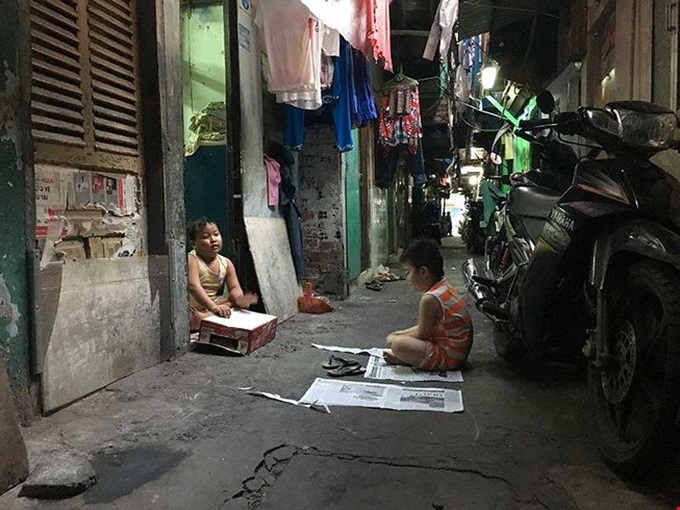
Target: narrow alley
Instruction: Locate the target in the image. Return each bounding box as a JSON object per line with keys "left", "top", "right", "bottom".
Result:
{"left": 1, "top": 240, "right": 676, "bottom": 509}
{"left": 2, "top": 0, "right": 680, "bottom": 508}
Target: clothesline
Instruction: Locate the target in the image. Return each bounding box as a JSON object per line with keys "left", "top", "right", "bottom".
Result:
{"left": 460, "top": 0, "right": 560, "bottom": 19}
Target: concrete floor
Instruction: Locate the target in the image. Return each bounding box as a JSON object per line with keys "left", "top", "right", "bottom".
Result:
{"left": 2, "top": 238, "right": 679, "bottom": 509}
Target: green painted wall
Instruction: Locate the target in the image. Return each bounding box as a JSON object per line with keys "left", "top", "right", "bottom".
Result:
{"left": 513, "top": 98, "right": 538, "bottom": 173}
{"left": 0, "top": 2, "right": 31, "bottom": 404}
{"left": 345, "top": 130, "right": 362, "bottom": 281}
{"left": 369, "top": 185, "right": 389, "bottom": 269}
{"left": 181, "top": 4, "right": 227, "bottom": 144}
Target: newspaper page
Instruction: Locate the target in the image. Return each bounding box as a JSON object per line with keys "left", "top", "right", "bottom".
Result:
{"left": 312, "top": 343, "right": 385, "bottom": 358}
{"left": 364, "top": 355, "right": 463, "bottom": 383}
{"left": 299, "top": 378, "right": 464, "bottom": 413}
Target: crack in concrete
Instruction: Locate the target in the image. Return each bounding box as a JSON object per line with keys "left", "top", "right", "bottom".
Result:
{"left": 221, "top": 443, "right": 300, "bottom": 509}
{"left": 221, "top": 443, "right": 526, "bottom": 509}
{"left": 302, "top": 446, "right": 517, "bottom": 487}
{"left": 221, "top": 444, "right": 584, "bottom": 509}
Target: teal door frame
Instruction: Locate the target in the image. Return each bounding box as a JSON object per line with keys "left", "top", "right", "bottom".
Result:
{"left": 345, "top": 131, "right": 362, "bottom": 282}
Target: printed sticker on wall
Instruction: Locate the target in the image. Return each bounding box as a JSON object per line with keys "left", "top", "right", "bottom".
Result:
{"left": 105, "top": 177, "right": 120, "bottom": 210}
{"left": 35, "top": 167, "right": 67, "bottom": 239}
{"left": 238, "top": 23, "right": 251, "bottom": 52}
{"left": 92, "top": 174, "right": 106, "bottom": 205}
{"left": 73, "top": 171, "right": 92, "bottom": 207}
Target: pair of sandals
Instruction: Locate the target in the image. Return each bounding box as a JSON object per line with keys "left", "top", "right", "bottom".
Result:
{"left": 376, "top": 272, "right": 402, "bottom": 282}
{"left": 322, "top": 355, "right": 366, "bottom": 377}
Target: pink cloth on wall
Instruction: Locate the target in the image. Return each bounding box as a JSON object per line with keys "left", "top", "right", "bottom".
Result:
{"left": 265, "top": 155, "right": 281, "bottom": 207}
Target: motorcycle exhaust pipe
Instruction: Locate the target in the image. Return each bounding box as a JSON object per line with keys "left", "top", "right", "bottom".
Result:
{"left": 462, "top": 258, "right": 489, "bottom": 304}
{"left": 462, "top": 258, "right": 509, "bottom": 322}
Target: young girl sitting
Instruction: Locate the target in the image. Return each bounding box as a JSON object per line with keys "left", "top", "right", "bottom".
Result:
{"left": 384, "top": 238, "right": 473, "bottom": 371}
{"left": 187, "top": 218, "right": 258, "bottom": 331}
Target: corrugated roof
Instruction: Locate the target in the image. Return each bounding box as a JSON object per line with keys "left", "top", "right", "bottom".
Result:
{"left": 458, "top": 0, "right": 561, "bottom": 38}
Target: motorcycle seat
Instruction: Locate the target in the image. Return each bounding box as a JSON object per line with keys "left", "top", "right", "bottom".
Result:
{"left": 510, "top": 171, "right": 560, "bottom": 191}
{"left": 510, "top": 185, "right": 561, "bottom": 219}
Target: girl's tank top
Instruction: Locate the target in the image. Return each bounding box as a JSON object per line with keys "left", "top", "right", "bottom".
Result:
{"left": 426, "top": 279, "right": 473, "bottom": 359}
{"left": 188, "top": 250, "right": 228, "bottom": 311}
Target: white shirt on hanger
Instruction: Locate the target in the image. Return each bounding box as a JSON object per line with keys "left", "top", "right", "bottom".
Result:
{"left": 254, "top": 0, "right": 317, "bottom": 93}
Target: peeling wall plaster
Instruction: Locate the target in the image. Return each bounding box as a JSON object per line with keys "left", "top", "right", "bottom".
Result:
{"left": 0, "top": 275, "right": 20, "bottom": 339}
{"left": 0, "top": 62, "right": 21, "bottom": 167}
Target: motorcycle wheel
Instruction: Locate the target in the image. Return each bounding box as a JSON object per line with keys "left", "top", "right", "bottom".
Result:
{"left": 589, "top": 261, "right": 680, "bottom": 475}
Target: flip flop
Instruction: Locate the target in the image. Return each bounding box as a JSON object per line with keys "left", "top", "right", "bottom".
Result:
{"left": 365, "top": 281, "right": 383, "bottom": 291}
{"left": 322, "top": 355, "right": 349, "bottom": 370}
{"left": 326, "top": 360, "right": 365, "bottom": 377}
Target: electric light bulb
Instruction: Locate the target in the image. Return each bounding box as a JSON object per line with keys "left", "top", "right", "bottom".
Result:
{"left": 481, "top": 65, "right": 498, "bottom": 90}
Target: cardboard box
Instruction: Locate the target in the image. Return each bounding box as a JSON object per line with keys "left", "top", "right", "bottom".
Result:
{"left": 197, "top": 310, "right": 278, "bottom": 355}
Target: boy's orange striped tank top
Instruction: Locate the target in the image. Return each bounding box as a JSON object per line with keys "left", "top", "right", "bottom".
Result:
{"left": 426, "top": 279, "right": 473, "bottom": 362}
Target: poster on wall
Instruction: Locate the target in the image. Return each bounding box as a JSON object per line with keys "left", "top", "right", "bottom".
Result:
{"left": 105, "top": 177, "right": 121, "bottom": 210}
{"left": 92, "top": 174, "right": 106, "bottom": 204}
{"left": 73, "top": 171, "right": 92, "bottom": 206}
{"left": 35, "top": 167, "right": 68, "bottom": 239}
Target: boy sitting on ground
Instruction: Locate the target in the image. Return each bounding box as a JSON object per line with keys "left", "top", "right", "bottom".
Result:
{"left": 187, "top": 218, "right": 258, "bottom": 331}
{"left": 384, "top": 238, "right": 473, "bottom": 370}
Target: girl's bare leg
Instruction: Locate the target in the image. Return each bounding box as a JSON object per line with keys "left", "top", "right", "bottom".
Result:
{"left": 189, "top": 308, "right": 212, "bottom": 331}
{"left": 383, "top": 335, "right": 429, "bottom": 367}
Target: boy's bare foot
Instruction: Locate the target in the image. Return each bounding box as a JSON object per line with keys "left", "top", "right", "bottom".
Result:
{"left": 383, "top": 348, "right": 409, "bottom": 366}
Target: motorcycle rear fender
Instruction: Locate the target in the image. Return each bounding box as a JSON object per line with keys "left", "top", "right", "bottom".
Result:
{"left": 590, "top": 219, "right": 680, "bottom": 290}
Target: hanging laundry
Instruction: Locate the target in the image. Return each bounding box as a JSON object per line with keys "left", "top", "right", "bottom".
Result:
{"left": 378, "top": 78, "right": 423, "bottom": 148}
{"left": 264, "top": 155, "right": 281, "bottom": 207}
{"left": 270, "top": 144, "right": 305, "bottom": 279}
{"left": 376, "top": 73, "right": 425, "bottom": 188}
{"left": 274, "top": 18, "right": 324, "bottom": 110}
{"left": 320, "top": 55, "right": 335, "bottom": 90}
{"left": 254, "top": 1, "right": 316, "bottom": 93}
{"left": 377, "top": 144, "right": 426, "bottom": 188}
{"left": 302, "top": 0, "right": 393, "bottom": 71}
{"left": 423, "top": 0, "right": 459, "bottom": 62}
{"left": 284, "top": 37, "right": 355, "bottom": 153}
{"left": 349, "top": 48, "right": 378, "bottom": 125}
{"left": 367, "top": 0, "right": 393, "bottom": 72}
{"left": 322, "top": 25, "right": 341, "bottom": 57}
{"left": 255, "top": 1, "right": 326, "bottom": 110}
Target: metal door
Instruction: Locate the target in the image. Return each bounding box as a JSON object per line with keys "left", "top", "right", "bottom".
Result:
{"left": 345, "top": 130, "right": 362, "bottom": 281}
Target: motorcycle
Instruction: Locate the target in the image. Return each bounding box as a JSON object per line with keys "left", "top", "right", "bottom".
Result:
{"left": 484, "top": 128, "right": 578, "bottom": 279}
{"left": 462, "top": 97, "right": 680, "bottom": 473}
{"left": 459, "top": 198, "right": 485, "bottom": 253}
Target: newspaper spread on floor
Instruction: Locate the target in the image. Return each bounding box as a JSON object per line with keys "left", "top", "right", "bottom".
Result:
{"left": 364, "top": 355, "right": 464, "bottom": 383}
{"left": 312, "top": 343, "right": 385, "bottom": 358}
{"left": 299, "top": 378, "right": 464, "bottom": 413}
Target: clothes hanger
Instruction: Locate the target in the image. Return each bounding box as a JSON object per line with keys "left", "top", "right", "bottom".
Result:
{"left": 386, "top": 65, "right": 419, "bottom": 88}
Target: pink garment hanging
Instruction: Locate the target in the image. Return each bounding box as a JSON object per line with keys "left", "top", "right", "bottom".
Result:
{"left": 265, "top": 155, "right": 281, "bottom": 207}
{"left": 301, "top": 0, "right": 393, "bottom": 71}
{"left": 367, "top": 0, "right": 393, "bottom": 72}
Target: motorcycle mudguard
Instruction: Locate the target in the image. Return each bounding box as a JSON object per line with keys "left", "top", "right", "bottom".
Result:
{"left": 590, "top": 219, "right": 680, "bottom": 290}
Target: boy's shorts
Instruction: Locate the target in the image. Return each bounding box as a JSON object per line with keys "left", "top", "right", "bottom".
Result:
{"left": 418, "top": 328, "right": 473, "bottom": 371}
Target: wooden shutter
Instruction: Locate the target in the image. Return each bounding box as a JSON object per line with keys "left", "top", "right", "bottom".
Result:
{"left": 29, "top": 0, "right": 142, "bottom": 173}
